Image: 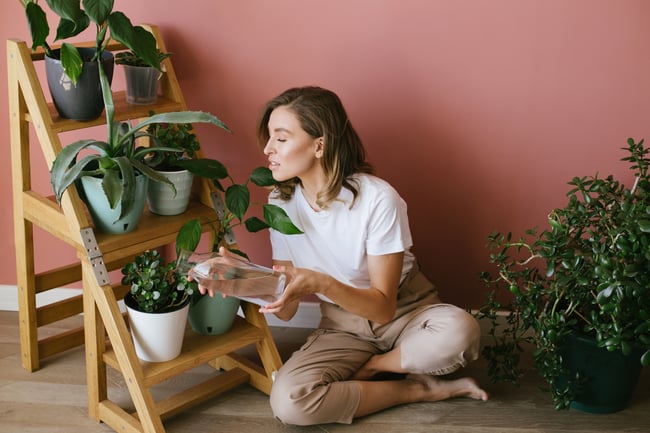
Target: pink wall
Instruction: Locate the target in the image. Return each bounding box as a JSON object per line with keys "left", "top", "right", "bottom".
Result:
{"left": 1, "top": 1, "right": 649, "bottom": 308}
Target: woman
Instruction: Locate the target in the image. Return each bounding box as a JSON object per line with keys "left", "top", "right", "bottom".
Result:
{"left": 203, "top": 86, "right": 488, "bottom": 425}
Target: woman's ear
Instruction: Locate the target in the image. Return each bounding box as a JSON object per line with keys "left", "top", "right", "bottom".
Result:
{"left": 315, "top": 137, "right": 324, "bottom": 158}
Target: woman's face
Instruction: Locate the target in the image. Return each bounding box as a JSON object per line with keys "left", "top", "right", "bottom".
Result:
{"left": 264, "top": 106, "right": 323, "bottom": 182}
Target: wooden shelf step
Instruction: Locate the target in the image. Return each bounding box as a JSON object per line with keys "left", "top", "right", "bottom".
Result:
{"left": 37, "top": 294, "right": 83, "bottom": 326}
{"left": 154, "top": 368, "right": 250, "bottom": 421}
{"left": 38, "top": 327, "right": 85, "bottom": 359}
{"left": 102, "top": 317, "right": 266, "bottom": 387}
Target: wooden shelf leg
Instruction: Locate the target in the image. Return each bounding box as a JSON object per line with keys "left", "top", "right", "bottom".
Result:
{"left": 15, "top": 222, "right": 39, "bottom": 372}
{"left": 82, "top": 259, "right": 166, "bottom": 433}
{"left": 9, "top": 40, "right": 40, "bottom": 372}
{"left": 83, "top": 266, "right": 106, "bottom": 422}
{"left": 243, "top": 302, "right": 283, "bottom": 391}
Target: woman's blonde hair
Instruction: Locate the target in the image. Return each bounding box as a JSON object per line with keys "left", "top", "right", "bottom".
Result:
{"left": 257, "top": 86, "right": 374, "bottom": 209}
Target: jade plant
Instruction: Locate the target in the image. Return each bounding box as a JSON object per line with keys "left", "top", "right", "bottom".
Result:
{"left": 121, "top": 249, "right": 194, "bottom": 313}
{"left": 476, "top": 138, "right": 650, "bottom": 409}
{"left": 144, "top": 122, "right": 202, "bottom": 172}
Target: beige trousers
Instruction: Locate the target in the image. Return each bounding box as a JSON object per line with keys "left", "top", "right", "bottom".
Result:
{"left": 269, "top": 267, "right": 481, "bottom": 425}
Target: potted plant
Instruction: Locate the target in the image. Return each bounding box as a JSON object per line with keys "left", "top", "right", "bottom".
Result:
{"left": 476, "top": 137, "right": 650, "bottom": 413}
{"left": 49, "top": 47, "right": 231, "bottom": 234}
{"left": 144, "top": 122, "right": 203, "bottom": 216}
{"left": 175, "top": 166, "right": 303, "bottom": 335}
{"left": 121, "top": 249, "right": 195, "bottom": 362}
{"left": 20, "top": 0, "right": 164, "bottom": 120}
{"left": 115, "top": 49, "right": 171, "bottom": 105}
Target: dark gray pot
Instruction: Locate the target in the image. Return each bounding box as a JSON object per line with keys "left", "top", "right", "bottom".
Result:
{"left": 45, "top": 48, "right": 114, "bottom": 121}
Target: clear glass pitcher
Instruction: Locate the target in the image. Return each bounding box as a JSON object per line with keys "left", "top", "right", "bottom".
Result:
{"left": 176, "top": 250, "right": 285, "bottom": 306}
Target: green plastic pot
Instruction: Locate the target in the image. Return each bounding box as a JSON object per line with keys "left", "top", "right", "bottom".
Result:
{"left": 79, "top": 174, "right": 148, "bottom": 234}
{"left": 188, "top": 295, "right": 240, "bottom": 335}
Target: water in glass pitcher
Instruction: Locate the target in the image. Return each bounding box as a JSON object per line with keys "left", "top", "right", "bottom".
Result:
{"left": 176, "top": 250, "right": 285, "bottom": 306}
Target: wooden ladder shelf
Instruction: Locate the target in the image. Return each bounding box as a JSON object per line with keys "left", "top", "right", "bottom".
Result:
{"left": 8, "top": 25, "right": 282, "bottom": 433}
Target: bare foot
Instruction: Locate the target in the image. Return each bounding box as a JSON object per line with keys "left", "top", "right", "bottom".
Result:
{"left": 407, "top": 374, "right": 489, "bottom": 402}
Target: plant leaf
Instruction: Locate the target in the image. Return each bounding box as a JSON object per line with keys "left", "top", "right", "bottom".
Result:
{"left": 226, "top": 184, "right": 250, "bottom": 221}
{"left": 54, "top": 16, "right": 90, "bottom": 41}
{"left": 263, "top": 204, "right": 303, "bottom": 234}
{"left": 50, "top": 139, "right": 105, "bottom": 202}
{"left": 176, "top": 158, "right": 228, "bottom": 179}
{"left": 129, "top": 111, "right": 231, "bottom": 138}
{"left": 110, "top": 156, "right": 136, "bottom": 215}
{"left": 82, "top": 0, "right": 113, "bottom": 25}
{"left": 60, "top": 42, "right": 83, "bottom": 85}
{"left": 638, "top": 219, "right": 650, "bottom": 233}
{"left": 244, "top": 216, "right": 269, "bottom": 232}
{"left": 250, "top": 166, "right": 275, "bottom": 187}
{"left": 176, "top": 219, "right": 202, "bottom": 256}
{"left": 49, "top": 0, "right": 88, "bottom": 23}
{"left": 641, "top": 350, "right": 650, "bottom": 366}
{"left": 100, "top": 168, "right": 122, "bottom": 210}
{"left": 25, "top": 2, "right": 49, "bottom": 51}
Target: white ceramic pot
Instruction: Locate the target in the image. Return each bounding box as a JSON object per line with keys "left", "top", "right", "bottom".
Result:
{"left": 125, "top": 295, "right": 189, "bottom": 362}
{"left": 147, "top": 169, "right": 194, "bottom": 216}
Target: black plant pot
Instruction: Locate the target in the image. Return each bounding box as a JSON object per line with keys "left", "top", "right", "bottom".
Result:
{"left": 45, "top": 48, "right": 114, "bottom": 121}
{"left": 559, "top": 332, "right": 643, "bottom": 413}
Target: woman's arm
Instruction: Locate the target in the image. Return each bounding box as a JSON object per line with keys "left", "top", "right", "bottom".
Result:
{"left": 265, "top": 252, "right": 404, "bottom": 324}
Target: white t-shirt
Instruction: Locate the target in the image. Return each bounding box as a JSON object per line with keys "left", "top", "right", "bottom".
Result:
{"left": 269, "top": 173, "right": 416, "bottom": 303}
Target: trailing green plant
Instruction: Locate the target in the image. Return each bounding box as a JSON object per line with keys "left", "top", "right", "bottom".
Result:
{"left": 49, "top": 38, "right": 231, "bottom": 219}
{"left": 176, "top": 165, "right": 303, "bottom": 259}
{"left": 175, "top": 165, "right": 303, "bottom": 304}
{"left": 20, "top": 0, "right": 163, "bottom": 84}
{"left": 476, "top": 137, "right": 650, "bottom": 410}
{"left": 121, "top": 249, "right": 194, "bottom": 313}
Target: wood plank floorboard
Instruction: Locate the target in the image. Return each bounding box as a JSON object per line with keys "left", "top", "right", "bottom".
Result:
{"left": 0, "top": 310, "right": 648, "bottom": 433}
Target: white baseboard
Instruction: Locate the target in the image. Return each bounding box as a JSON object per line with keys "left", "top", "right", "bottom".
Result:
{"left": 0, "top": 285, "right": 83, "bottom": 310}
{"left": 0, "top": 284, "right": 322, "bottom": 329}
{"left": 0, "top": 285, "right": 505, "bottom": 333}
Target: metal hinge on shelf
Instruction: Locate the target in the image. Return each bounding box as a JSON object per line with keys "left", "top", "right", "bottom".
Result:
{"left": 80, "top": 228, "right": 110, "bottom": 286}
{"left": 210, "top": 191, "right": 237, "bottom": 246}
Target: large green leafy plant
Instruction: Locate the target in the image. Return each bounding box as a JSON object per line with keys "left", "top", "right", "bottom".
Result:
{"left": 49, "top": 32, "right": 230, "bottom": 219}
{"left": 476, "top": 138, "right": 650, "bottom": 409}
{"left": 20, "top": 0, "right": 162, "bottom": 84}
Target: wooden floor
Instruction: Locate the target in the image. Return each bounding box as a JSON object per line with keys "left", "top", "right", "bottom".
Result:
{"left": 0, "top": 310, "right": 649, "bottom": 433}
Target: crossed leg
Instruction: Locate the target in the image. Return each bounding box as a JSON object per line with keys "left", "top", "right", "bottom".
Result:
{"left": 351, "top": 346, "right": 488, "bottom": 418}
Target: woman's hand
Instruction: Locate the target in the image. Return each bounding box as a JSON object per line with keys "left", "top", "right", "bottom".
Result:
{"left": 258, "top": 263, "right": 323, "bottom": 321}
{"left": 260, "top": 265, "right": 320, "bottom": 314}
{"left": 190, "top": 246, "right": 244, "bottom": 298}
{"left": 263, "top": 253, "right": 403, "bottom": 324}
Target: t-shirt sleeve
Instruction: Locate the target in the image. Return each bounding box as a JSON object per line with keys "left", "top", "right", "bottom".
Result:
{"left": 365, "top": 185, "right": 413, "bottom": 256}
{"left": 269, "top": 228, "right": 293, "bottom": 262}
